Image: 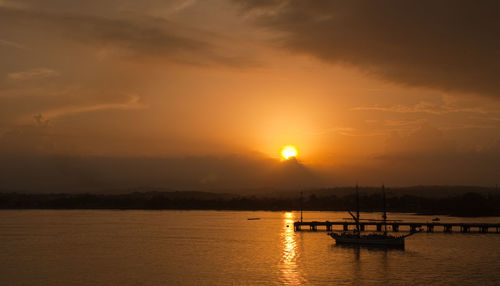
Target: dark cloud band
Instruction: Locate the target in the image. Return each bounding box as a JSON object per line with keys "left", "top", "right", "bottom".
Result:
{"left": 236, "top": 0, "right": 500, "bottom": 97}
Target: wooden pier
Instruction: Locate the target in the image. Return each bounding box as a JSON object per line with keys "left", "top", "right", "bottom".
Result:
{"left": 294, "top": 221, "right": 500, "bottom": 233}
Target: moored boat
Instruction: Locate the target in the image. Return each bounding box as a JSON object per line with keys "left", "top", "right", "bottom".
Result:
{"left": 328, "top": 231, "right": 414, "bottom": 246}
{"left": 327, "top": 185, "right": 418, "bottom": 246}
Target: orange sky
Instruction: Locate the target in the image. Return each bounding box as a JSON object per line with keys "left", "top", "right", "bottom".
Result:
{"left": 1, "top": 0, "right": 500, "bottom": 190}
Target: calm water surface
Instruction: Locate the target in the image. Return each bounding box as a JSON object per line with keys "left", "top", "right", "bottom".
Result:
{"left": 1, "top": 210, "right": 499, "bottom": 285}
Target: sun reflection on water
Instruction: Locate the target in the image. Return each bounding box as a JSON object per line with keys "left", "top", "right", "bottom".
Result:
{"left": 280, "top": 212, "right": 304, "bottom": 285}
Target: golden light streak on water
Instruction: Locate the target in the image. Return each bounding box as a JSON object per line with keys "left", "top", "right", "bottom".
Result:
{"left": 280, "top": 212, "right": 305, "bottom": 285}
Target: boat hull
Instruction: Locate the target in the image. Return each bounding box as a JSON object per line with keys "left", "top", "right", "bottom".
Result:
{"left": 329, "top": 233, "right": 405, "bottom": 246}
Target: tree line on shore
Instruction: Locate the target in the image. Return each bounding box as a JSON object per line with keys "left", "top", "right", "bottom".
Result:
{"left": 0, "top": 190, "right": 498, "bottom": 216}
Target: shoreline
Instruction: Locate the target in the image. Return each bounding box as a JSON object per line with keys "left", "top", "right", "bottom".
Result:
{"left": 1, "top": 207, "right": 499, "bottom": 218}
{"left": 1, "top": 191, "right": 498, "bottom": 218}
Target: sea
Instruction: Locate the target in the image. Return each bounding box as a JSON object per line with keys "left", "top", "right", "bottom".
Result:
{"left": 1, "top": 210, "right": 499, "bottom": 285}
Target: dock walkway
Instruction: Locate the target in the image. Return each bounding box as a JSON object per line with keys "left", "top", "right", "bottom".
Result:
{"left": 294, "top": 221, "right": 500, "bottom": 233}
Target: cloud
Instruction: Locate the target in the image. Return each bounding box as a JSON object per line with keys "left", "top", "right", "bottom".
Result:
{"left": 0, "top": 154, "right": 323, "bottom": 192}
{"left": 314, "top": 126, "right": 385, "bottom": 137}
{"left": 236, "top": 0, "right": 500, "bottom": 97}
{"left": 42, "top": 93, "right": 146, "bottom": 119}
{"left": 0, "top": 115, "right": 54, "bottom": 155}
{"left": 314, "top": 124, "right": 500, "bottom": 186}
{"left": 0, "top": 79, "right": 147, "bottom": 126}
{"left": 382, "top": 124, "right": 456, "bottom": 155}
{"left": 0, "top": 6, "right": 255, "bottom": 67}
{"left": 0, "top": 39, "right": 28, "bottom": 50}
{"left": 351, "top": 102, "right": 490, "bottom": 115}
{"left": 7, "top": 68, "right": 59, "bottom": 81}
{"left": 365, "top": 124, "right": 500, "bottom": 185}
{"left": 383, "top": 119, "right": 426, "bottom": 128}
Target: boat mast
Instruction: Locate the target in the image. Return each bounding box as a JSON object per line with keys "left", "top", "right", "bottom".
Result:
{"left": 382, "top": 184, "right": 387, "bottom": 235}
{"left": 355, "top": 184, "right": 360, "bottom": 234}
{"left": 300, "top": 191, "right": 303, "bottom": 223}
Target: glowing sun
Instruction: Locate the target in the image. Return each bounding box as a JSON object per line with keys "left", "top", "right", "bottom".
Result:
{"left": 281, "top": 145, "right": 298, "bottom": 160}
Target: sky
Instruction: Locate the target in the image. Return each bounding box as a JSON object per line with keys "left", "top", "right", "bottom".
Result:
{"left": 1, "top": 0, "right": 500, "bottom": 191}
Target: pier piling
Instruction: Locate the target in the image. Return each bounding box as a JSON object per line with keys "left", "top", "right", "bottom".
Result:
{"left": 392, "top": 224, "right": 399, "bottom": 232}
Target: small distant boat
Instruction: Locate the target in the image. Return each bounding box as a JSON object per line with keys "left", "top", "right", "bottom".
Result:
{"left": 328, "top": 185, "right": 418, "bottom": 247}
{"left": 247, "top": 218, "right": 261, "bottom": 220}
{"left": 432, "top": 217, "right": 440, "bottom": 222}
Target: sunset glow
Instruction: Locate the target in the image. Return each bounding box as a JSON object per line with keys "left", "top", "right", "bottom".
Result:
{"left": 0, "top": 0, "right": 499, "bottom": 188}
{"left": 281, "top": 145, "right": 298, "bottom": 160}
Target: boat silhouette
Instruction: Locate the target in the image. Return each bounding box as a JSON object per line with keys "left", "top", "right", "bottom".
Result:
{"left": 328, "top": 185, "right": 418, "bottom": 247}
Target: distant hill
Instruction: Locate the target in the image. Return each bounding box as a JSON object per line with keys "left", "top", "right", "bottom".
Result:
{"left": 2, "top": 185, "right": 498, "bottom": 199}
{"left": 305, "top": 185, "right": 498, "bottom": 198}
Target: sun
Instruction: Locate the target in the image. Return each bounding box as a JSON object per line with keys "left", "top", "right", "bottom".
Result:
{"left": 281, "top": 145, "right": 298, "bottom": 160}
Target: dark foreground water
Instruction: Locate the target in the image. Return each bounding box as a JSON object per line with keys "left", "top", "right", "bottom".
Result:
{"left": 1, "top": 210, "right": 499, "bottom": 285}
